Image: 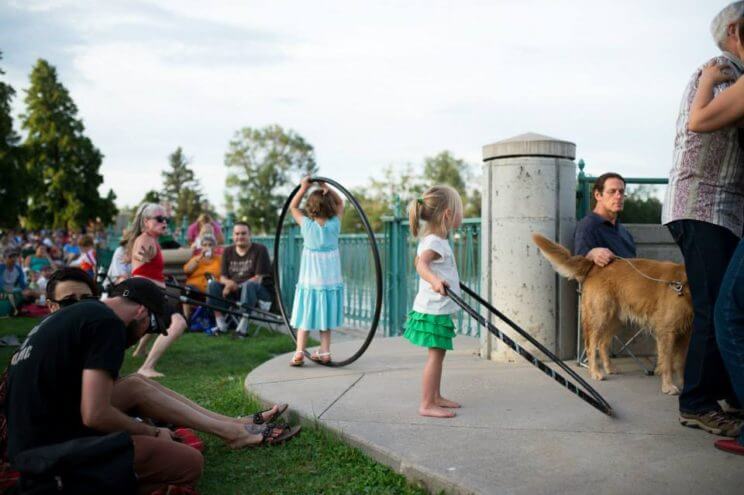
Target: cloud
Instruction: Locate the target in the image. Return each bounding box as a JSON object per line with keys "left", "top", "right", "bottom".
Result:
{"left": 0, "top": 0, "right": 731, "bottom": 212}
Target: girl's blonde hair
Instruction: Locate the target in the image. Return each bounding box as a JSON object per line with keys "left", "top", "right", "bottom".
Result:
{"left": 126, "top": 203, "right": 163, "bottom": 258}
{"left": 408, "top": 185, "right": 463, "bottom": 238}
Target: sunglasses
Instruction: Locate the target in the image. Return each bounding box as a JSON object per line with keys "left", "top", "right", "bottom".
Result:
{"left": 152, "top": 216, "right": 169, "bottom": 223}
{"left": 49, "top": 294, "right": 98, "bottom": 308}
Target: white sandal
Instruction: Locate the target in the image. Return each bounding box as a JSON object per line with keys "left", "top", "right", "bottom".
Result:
{"left": 310, "top": 351, "right": 332, "bottom": 364}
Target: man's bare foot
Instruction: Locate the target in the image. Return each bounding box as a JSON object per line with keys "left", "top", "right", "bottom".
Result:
{"left": 419, "top": 405, "right": 456, "bottom": 418}
{"left": 436, "top": 397, "right": 461, "bottom": 408}
{"left": 137, "top": 367, "right": 164, "bottom": 379}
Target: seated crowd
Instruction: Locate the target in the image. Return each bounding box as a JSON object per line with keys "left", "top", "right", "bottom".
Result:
{"left": 1, "top": 228, "right": 107, "bottom": 316}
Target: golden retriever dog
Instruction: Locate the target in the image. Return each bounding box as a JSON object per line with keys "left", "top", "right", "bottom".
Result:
{"left": 532, "top": 233, "right": 693, "bottom": 395}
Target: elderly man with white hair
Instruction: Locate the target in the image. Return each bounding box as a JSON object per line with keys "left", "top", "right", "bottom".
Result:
{"left": 662, "top": 1, "right": 744, "bottom": 439}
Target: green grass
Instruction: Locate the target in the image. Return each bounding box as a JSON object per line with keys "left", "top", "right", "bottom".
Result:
{"left": 0, "top": 317, "right": 430, "bottom": 495}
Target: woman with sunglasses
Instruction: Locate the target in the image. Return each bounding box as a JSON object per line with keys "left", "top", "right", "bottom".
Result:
{"left": 127, "top": 203, "right": 187, "bottom": 378}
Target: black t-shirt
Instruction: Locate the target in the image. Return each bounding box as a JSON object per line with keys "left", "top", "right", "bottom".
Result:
{"left": 5, "top": 300, "right": 127, "bottom": 461}
{"left": 220, "top": 243, "right": 274, "bottom": 291}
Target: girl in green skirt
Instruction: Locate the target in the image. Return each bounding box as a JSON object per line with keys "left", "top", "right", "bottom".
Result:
{"left": 404, "top": 185, "right": 464, "bottom": 418}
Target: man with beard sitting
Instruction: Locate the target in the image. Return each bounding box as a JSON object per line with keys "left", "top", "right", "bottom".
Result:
{"left": 5, "top": 273, "right": 298, "bottom": 494}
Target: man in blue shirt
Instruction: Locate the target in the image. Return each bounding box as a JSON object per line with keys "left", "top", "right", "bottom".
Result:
{"left": 574, "top": 172, "right": 636, "bottom": 266}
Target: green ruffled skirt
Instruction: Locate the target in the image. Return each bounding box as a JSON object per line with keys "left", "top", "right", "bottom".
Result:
{"left": 403, "top": 311, "right": 455, "bottom": 350}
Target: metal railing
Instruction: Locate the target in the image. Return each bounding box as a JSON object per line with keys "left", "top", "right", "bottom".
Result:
{"left": 252, "top": 214, "right": 481, "bottom": 337}
{"left": 100, "top": 159, "right": 670, "bottom": 339}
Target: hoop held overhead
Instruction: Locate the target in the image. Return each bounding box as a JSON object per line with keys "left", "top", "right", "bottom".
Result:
{"left": 273, "top": 177, "right": 383, "bottom": 367}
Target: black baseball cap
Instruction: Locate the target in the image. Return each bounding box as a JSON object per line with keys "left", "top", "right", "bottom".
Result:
{"left": 109, "top": 278, "right": 169, "bottom": 335}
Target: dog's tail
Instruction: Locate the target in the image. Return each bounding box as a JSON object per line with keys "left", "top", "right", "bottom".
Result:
{"left": 531, "top": 233, "right": 594, "bottom": 283}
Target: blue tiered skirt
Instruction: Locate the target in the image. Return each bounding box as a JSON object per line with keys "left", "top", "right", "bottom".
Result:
{"left": 290, "top": 247, "right": 344, "bottom": 330}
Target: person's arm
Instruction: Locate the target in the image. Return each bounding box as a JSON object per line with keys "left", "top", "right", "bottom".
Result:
{"left": 131, "top": 235, "right": 157, "bottom": 271}
{"left": 250, "top": 246, "right": 272, "bottom": 283}
{"left": 218, "top": 251, "right": 237, "bottom": 290}
{"left": 289, "top": 177, "right": 312, "bottom": 225}
{"left": 80, "top": 369, "right": 174, "bottom": 440}
{"left": 574, "top": 223, "right": 614, "bottom": 266}
{"left": 415, "top": 249, "right": 447, "bottom": 295}
{"left": 183, "top": 254, "right": 203, "bottom": 275}
{"left": 23, "top": 256, "right": 30, "bottom": 268}
{"left": 688, "top": 63, "right": 744, "bottom": 133}
{"left": 585, "top": 247, "right": 615, "bottom": 267}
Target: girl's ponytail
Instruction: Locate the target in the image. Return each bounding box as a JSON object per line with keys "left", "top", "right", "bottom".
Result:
{"left": 408, "top": 197, "right": 422, "bottom": 237}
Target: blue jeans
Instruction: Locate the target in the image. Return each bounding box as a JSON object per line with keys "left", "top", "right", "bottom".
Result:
{"left": 667, "top": 220, "right": 739, "bottom": 413}
{"left": 207, "top": 280, "right": 272, "bottom": 313}
{"left": 715, "top": 238, "right": 744, "bottom": 445}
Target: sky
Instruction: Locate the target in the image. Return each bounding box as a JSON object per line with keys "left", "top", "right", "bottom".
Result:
{"left": 0, "top": 0, "right": 731, "bottom": 212}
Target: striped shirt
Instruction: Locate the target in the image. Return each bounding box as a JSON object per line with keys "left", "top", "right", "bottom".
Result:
{"left": 662, "top": 52, "right": 744, "bottom": 237}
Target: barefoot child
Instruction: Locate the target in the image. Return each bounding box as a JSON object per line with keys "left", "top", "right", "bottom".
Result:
{"left": 405, "top": 185, "right": 464, "bottom": 418}
{"left": 288, "top": 176, "right": 345, "bottom": 366}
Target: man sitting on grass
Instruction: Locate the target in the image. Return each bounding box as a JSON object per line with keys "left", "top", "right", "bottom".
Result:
{"left": 6, "top": 271, "right": 299, "bottom": 494}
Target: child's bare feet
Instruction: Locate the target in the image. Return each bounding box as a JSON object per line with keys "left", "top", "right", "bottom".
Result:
{"left": 419, "top": 405, "right": 456, "bottom": 418}
{"left": 436, "top": 397, "right": 461, "bottom": 408}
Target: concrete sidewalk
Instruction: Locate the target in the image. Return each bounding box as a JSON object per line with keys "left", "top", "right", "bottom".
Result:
{"left": 245, "top": 336, "right": 744, "bottom": 495}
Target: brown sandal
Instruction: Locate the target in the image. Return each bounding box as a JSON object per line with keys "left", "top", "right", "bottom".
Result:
{"left": 289, "top": 351, "right": 304, "bottom": 367}
{"left": 252, "top": 403, "right": 289, "bottom": 424}
{"left": 260, "top": 423, "right": 302, "bottom": 446}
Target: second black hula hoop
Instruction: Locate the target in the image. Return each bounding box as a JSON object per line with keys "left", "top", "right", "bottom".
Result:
{"left": 273, "top": 176, "right": 383, "bottom": 367}
{"left": 449, "top": 283, "right": 613, "bottom": 416}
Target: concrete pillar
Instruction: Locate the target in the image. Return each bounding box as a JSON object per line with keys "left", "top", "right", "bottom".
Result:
{"left": 480, "top": 133, "right": 577, "bottom": 361}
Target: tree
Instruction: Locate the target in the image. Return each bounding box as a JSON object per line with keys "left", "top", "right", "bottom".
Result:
{"left": 0, "top": 51, "right": 27, "bottom": 228}
{"left": 20, "top": 59, "right": 117, "bottom": 228}
{"left": 423, "top": 151, "right": 466, "bottom": 192}
{"left": 422, "top": 151, "right": 481, "bottom": 217}
{"left": 225, "top": 125, "right": 317, "bottom": 233}
{"left": 161, "top": 147, "right": 204, "bottom": 223}
{"left": 619, "top": 185, "right": 663, "bottom": 224}
{"left": 140, "top": 190, "right": 162, "bottom": 206}
{"left": 340, "top": 164, "right": 425, "bottom": 233}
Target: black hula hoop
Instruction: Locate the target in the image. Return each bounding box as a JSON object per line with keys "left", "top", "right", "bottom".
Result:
{"left": 449, "top": 283, "right": 613, "bottom": 417}
{"left": 165, "top": 279, "right": 283, "bottom": 323}
{"left": 273, "top": 176, "right": 383, "bottom": 367}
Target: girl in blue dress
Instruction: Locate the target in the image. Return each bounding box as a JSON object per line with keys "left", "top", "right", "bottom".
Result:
{"left": 289, "top": 176, "right": 345, "bottom": 366}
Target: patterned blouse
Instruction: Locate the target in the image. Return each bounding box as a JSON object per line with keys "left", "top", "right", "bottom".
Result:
{"left": 662, "top": 52, "right": 744, "bottom": 237}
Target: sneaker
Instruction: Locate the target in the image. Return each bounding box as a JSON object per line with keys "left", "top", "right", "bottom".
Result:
{"left": 680, "top": 410, "right": 744, "bottom": 437}
{"left": 205, "top": 326, "right": 221, "bottom": 337}
{"left": 714, "top": 438, "right": 744, "bottom": 455}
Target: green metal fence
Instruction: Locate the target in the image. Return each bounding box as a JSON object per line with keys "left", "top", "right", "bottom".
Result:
{"left": 253, "top": 215, "right": 481, "bottom": 337}
{"left": 103, "top": 160, "right": 671, "bottom": 339}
